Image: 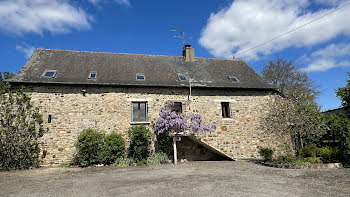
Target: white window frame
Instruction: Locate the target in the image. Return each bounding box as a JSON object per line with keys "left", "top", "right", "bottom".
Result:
{"left": 228, "top": 76, "right": 240, "bottom": 83}
{"left": 42, "top": 70, "right": 57, "bottom": 78}
{"left": 177, "top": 73, "right": 188, "bottom": 81}
{"left": 136, "top": 74, "right": 146, "bottom": 81}
{"left": 89, "top": 71, "right": 97, "bottom": 79}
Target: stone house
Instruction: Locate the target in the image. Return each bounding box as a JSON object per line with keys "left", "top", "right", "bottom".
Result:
{"left": 7, "top": 45, "right": 291, "bottom": 165}
{"left": 324, "top": 107, "right": 347, "bottom": 115}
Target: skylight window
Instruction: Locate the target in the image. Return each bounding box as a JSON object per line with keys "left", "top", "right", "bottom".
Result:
{"left": 136, "top": 74, "right": 145, "bottom": 81}
{"left": 89, "top": 72, "right": 97, "bottom": 79}
{"left": 178, "top": 74, "right": 188, "bottom": 81}
{"left": 228, "top": 76, "right": 239, "bottom": 83}
{"left": 42, "top": 70, "right": 57, "bottom": 78}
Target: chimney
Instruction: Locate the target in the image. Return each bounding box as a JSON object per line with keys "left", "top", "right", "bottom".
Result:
{"left": 182, "top": 44, "right": 195, "bottom": 62}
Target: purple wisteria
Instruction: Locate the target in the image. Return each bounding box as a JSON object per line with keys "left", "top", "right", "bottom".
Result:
{"left": 153, "top": 103, "right": 216, "bottom": 136}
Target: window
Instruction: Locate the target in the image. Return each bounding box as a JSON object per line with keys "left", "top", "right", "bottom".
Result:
{"left": 89, "top": 72, "right": 97, "bottom": 79}
{"left": 136, "top": 74, "right": 145, "bottom": 81}
{"left": 178, "top": 74, "right": 188, "bottom": 81}
{"left": 132, "top": 102, "right": 147, "bottom": 121}
{"left": 172, "top": 102, "right": 182, "bottom": 114}
{"left": 221, "top": 102, "right": 230, "bottom": 118}
{"left": 42, "top": 70, "right": 57, "bottom": 78}
{"left": 228, "top": 76, "right": 239, "bottom": 83}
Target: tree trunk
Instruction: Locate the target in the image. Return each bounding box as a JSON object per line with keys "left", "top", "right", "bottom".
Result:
{"left": 299, "top": 131, "right": 304, "bottom": 149}
{"left": 291, "top": 134, "right": 297, "bottom": 153}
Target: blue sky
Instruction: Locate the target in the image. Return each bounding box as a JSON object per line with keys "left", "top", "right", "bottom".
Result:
{"left": 0, "top": 0, "right": 349, "bottom": 110}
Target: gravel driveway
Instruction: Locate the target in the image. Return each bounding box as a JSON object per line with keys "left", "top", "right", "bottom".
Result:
{"left": 0, "top": 161, "right": 349, "bottom": 197}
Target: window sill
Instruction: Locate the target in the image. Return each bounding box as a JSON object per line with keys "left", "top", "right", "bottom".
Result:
{"left": 130, "top": 121, "right": 151, "bottom": 125}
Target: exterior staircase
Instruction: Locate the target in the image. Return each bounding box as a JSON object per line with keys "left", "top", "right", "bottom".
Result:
{"left": 179, "top": 133, "right": 235, "bottom": 161}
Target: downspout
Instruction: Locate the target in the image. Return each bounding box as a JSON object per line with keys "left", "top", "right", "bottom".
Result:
{"left": 188, "top": 78, "right": 192, "bottom": 110}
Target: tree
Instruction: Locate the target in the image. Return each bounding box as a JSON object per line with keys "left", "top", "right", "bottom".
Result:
{"left": 262, "top": 97, "right": 325, "bottom": 151}
{"left": 261, "top": 58, "right": 323, "bottom": 152}
{"left": 0, "top": 85, "right": 44, "bottom": 170}
{"left": 0, "top": 72, "right": 15, "bottom": 87}
{"left": 153, "top": 103, "right": 216, "bottom": 163}
{"left": 322, "top": 113, "right": 350, "bottom": 162}
{"left": 261, "top": 58, "right": 319, "bottom": 104}
{"left": 334, "top": 73, "right": 350, "bottom": 162}
{"left": 336, "top": 72, "right": 350, "bottom": 112}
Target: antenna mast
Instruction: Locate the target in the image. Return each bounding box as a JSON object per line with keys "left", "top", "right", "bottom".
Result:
{"left": 170, "top": 29, "right": 192, "bottom": 45}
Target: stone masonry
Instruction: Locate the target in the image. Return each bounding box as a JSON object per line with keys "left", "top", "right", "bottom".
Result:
{"left": 25, "top": 84, "right": 292, "bottom": 165}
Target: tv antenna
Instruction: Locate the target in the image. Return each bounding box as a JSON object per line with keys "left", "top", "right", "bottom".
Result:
{"left": 170, "top": 29, "right": 192, "bottom": 45}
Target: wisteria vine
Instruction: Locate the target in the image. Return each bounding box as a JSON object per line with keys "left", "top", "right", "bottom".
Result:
{"left": 153, "top": 103, "right": 216, "bottom": 136}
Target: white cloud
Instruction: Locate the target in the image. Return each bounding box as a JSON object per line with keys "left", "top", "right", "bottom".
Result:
{"left": 314, "top": 0, "right": 346, "bottom": 6}
{"left": 114, "top": 0, "right": 130, "bottom": 6}
{"left": 88, "top": 0, "right": 101, "bottom": 4}
{"left": 16, "top": 44, "right": 36, "bottom": 58}
{"left": 303, "top": 43, "right": 350, "bottom": 72}
{"left": 199, "top": 0, "right": 350, "bottom": 60}
{"left": 0, "top": 0, "right": 91, "bottom": 35}
{"left": 88, "top": 0, "right": 130, "bottom": 6}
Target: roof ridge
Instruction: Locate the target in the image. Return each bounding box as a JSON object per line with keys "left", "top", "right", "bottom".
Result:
{"left": 37, "top": 48, "right": 244, "bottom": 62}
{"left": 195, "top": 56, "right": 245, "bottom": 62}
{"left": 37, "top": 48, "right": 184, "bottom": 58}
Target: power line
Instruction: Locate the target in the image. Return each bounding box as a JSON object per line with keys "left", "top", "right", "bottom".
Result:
{"left": 235, "top": 2, "right": 350, "bottom": 57}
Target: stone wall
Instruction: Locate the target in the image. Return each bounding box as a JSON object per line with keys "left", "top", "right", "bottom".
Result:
{"left": 177, "top": 137, "right": 228, "bottom": 161}
{"left": 24, "top": 84, "right": 291, "bottom": 165}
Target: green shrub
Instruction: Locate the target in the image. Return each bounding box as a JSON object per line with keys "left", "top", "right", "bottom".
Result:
{"left": 60, "top": 163, "right": 70, "bottom": 168}
{"left": 128, "top": 125, "right": 152, "bottom": 162}
{"left": 137, "top": 159, "right": 148, "bottom": 166}
{"left": 75, "top": 128, "right": 105, "bottom": 167}
{"left": 258, "top": 147, "right": 274, "bottom": 161}
{"left": 155, "top": 131, "right": 173, "bottom": 160}
{"left": 319, "top": 147, "right": 342, "bottom": 163}
{"left": 318, "top": 147, "right": 332, "bottom": 162}
{"left": 319, "top": 147, "right": 332, "bottom": 157}
{"left": 298, "top": 144, "right": 319, "bottom": 158}
{"left": 298, "top": 145, "right": 343, "bottom": 163}
{"left": 303, "top": 157, "right": 322, "bottom": 164}
{"left": 292, "top": 159, "right": 311, "bottom": 166}
{"left": 136, "top": 159, "right": 148, "bottom": 166}
{"left": 274, "top": 154, "right": 296, "bottom": 164}
{"left": 114, "top": 157, "right": 134, "bottom": 167}
{"left": 147, "top": 152, "right": 170, "bottom": 165}
{"left": 101, "top": 132, "right": 125, "bottom": 165}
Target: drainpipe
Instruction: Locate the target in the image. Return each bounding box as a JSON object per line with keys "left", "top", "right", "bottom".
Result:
{"left": 188, "top": 78, "right": 192, "bottom": 110}
{"left": 173, "top": 136, "right": 177, "bottom": 164}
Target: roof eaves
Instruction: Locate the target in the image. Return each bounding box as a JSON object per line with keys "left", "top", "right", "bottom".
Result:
{"left": 7, "top": 80, "right": 279, "bottom": 91}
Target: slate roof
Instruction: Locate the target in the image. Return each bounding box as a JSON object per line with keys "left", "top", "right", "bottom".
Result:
{"left": 323, "top": 107, "right": 347, "bottom": 114}
{"left": 7, "top": 48, "right": 275, "bottom": 90}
